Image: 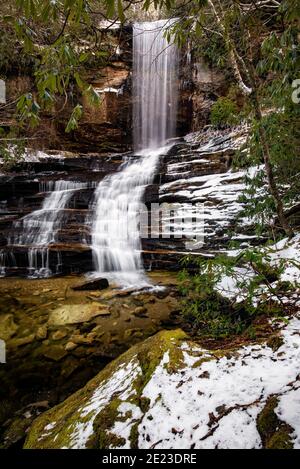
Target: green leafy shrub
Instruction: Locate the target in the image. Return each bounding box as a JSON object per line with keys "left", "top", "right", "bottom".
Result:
{"left": 210, "top": 97, "right": 239, "bottom": 127}
{"left": 178, "top": 248, "right": 299, "bottom": 339}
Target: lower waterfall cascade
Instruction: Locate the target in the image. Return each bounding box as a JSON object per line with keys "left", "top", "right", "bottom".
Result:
{"left": 90, "top": 19, "right": 179, "bottom": 286}
{"left": 90, "top": 146, "right": 171, "bottom": 287}
{"left": 2, "top": 180, "right": 88, "bottom": 278}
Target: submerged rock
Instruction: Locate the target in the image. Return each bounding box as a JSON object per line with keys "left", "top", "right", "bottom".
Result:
{"left": 132, "top": 306, "right": 148, "bottom": 318}
{"left": 48, "top": 303, "right": 110, "bottom": 326}
{"left": 0, "top": 314, "right": 18, "bottom": 341}
{"left": 42, "top": 345, "right": 67, "bottom": 362}
{"left": 72, "top": 278, "right": 109, "bottom": 291}
{"left": 36, "top": 325, "right": 48, "bottom": 340}
{"left": 65, "top": 342, "right": 77, "bottom": 352}
{"left": 9, "top": 334, "right": 35, "bottom": 349}
{"left": 24, "top": 315, "right": 300, "bottom": 449}
{"left": 51, "top": 330, "right": 68, "bottom": 341}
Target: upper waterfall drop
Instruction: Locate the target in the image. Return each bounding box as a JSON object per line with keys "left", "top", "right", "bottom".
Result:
{"left": 133, "top": 19, "right": 179, "bottom": 151}
{"left": 90, "top": 19, "right": 179, "bottom": 287}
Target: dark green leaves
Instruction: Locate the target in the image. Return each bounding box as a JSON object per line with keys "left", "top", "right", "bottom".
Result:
{"left": 65, "top": 103, "right": 83, "bottom": 132}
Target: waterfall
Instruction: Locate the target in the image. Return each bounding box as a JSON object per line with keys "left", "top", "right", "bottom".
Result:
{"left": 90, "top": 19, "right": 178, "bottom": 287}
{"left": 12, "top": 180, "right": 86, "bottom": 277}
{"left": 0, "top": 250, "right": 16, "bottom": 277}
{"left": 133, "top": 19, "right": 179, "bottom": 151}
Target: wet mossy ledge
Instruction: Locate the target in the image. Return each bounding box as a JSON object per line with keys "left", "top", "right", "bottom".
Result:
{"left": 24, "top": 315, "right": 300, "bottom": 449}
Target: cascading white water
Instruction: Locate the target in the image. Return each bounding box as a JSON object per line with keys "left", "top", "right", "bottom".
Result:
{"left": 12, "top": 180, "right": 86, "bottom": 277}
{"left": 0, "top": 250, "right": 16, "bottom": 277}
{"left": 133, "top": 19, "right": 178, "bottom": 151}
{"left": 90, "top": 19, "right": 178, "bottom": 287}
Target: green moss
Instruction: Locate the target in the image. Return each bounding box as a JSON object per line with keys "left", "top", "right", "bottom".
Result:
{"left": 136, "top": 329, "right": 187, "bottom": 385}
{"left": 192, "top": 356, "right": 215, "bottom": 368}
{"left": 129, "top": 421, "right": 140, "bottom": 449}
{"left": 266, "top": 427, "right": 293, "bottom": 449}
{"left": 267, "top": 335, "right": 284, "bottom": 352}
{"left": 90, "top": 397, "right": 131, "bottom": 449}
{"left": 257, "top": 397, "right": 279, "bottom": 442}
{"left": 1, "top": 416, "right": 30, "bottom": 448}
{"left": 257, "top": 397, "right": 294, "bottom": 449}
{"left": 139, "top": 396, "right": 150, "bottom": 413}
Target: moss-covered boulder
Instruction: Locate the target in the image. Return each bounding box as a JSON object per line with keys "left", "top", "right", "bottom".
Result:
{"left": 24, "top": 316, "right": 300, "bottom": 449}
{"left": 24, "top": 329, "right": 187, "bottom": 449}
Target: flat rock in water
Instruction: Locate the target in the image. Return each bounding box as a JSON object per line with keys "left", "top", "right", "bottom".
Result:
{"left": 72, "top": 278, "right": 109, "bottom": 291}
{"left": 48, "top": 303, "right": 110, "bottom": 326}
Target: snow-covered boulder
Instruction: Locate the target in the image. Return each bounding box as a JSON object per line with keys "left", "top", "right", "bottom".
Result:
{"left": 24, "top": 320, "right": 300, "bottom": 449}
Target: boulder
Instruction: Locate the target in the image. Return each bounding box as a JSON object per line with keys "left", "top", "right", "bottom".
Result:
{"left": 24, "top": 316, "right": 300, "bottom": 449}
{"left": 65, "top": 342, "right": 77, "bottom": 352}
{"left": 24, "top": 329, "right": 187, "bottom": 449}
{"left": 9, "top": 334, "right": 35, "bottom": 349}
{"left": 72, "top": 278, "right": 109, "bottom": 291}
{"left": 132, "top": 307, "right": 148, "bottom": 318}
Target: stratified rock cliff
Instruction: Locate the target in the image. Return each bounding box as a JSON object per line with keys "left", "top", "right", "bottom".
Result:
{"left": 0, "top": 127, "right": 256, "bottom": 276}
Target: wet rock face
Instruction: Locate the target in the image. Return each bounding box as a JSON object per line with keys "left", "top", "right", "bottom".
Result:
{"left": 143, "top": 127, "right": 259, "bottom": 270}
{"left": 1, "top": 25, "right": 224, "bottom": 155}
{"left": 177, "top": 56, "right": 227, "bottom": 136}
{"left": 1, "top": 27, "right": 133, "bottom": 155}
{"left": 0, "top": 153, "right": 124, "bottom": 276}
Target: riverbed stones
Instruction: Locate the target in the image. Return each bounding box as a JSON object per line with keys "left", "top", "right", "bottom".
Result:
{"left": 65, "top": 342, "right": 77, "bottom": 352}
{"left": 36, "top": 325, "right": 48, "bottom": 340}
{"left": 48, "top": 303, "right": 110, "bottom": 326}
{"left": 69, "top": 333, "right": 96, "bottom": 345}
{"left": 52, "top": 330, "right": 68, "bottom": 341}
{"left": 124, "top": 328, "right": 143, "bottom": 340}
{"left": 9, "top": 333, "right": 35, "bottom": 349}
{"left": 0, "top": 314, "right": 18, "bottom": 341}
{"left": 72, "top": 278, "right": 109, "bottom": 291}
{"left": 132, "top": 306, "right": 148, "bottom": 318}
{"left": 101, "top": 288, "right": 137, "bottom": 299}
{"left": 43, "top": 345, "right": 67, "bottom": 362}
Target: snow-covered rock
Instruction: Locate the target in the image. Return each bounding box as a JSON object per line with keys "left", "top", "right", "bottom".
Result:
{"left": 25, "top": 317, "right": 300, "bottom": 449}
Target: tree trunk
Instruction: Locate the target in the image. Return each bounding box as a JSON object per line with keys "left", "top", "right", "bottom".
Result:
{"left": 207, "top": 0, "right": 252, "bottom": 95}
{"left": 250, "top": 90, "right": 294, "bottom": 237}
{"left": 207, "top": 0, "right": 293, "bottom": 237}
